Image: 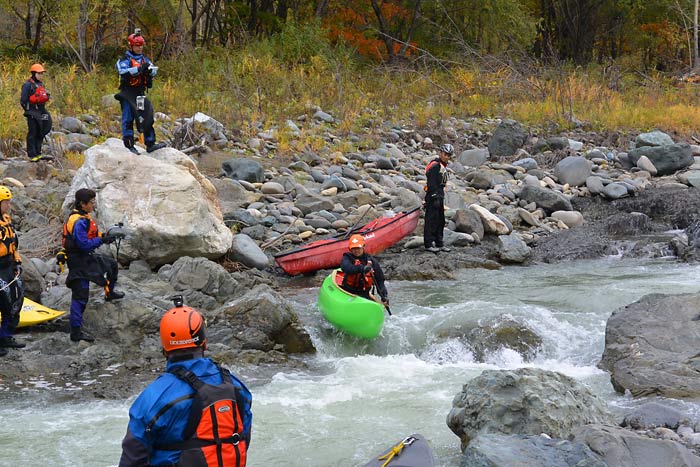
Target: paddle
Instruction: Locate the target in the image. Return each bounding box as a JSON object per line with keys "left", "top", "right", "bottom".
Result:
{"left": 342, "top": 204, "right": 374, "bottom": 239}
{"left": 384, "top": 303, "right": 392, "bottom": 316}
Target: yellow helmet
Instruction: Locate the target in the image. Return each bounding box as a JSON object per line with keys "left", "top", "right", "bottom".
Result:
{"left": 0, "top": 186, "right": 12, "bottom": 202}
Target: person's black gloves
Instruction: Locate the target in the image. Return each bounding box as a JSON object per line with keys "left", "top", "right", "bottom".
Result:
{"left": 101, "top": 233, "right": 116, "bottom": 244}
{"left": 139, "top": 62, "right": 150, "bottom": 75}
{"left": 363, "top": 264, "right": 373, "bottom": 273}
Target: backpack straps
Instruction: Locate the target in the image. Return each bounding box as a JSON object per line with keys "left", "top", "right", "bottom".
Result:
{"left": 169, "top": 366, "right": 205, "bottom": 390}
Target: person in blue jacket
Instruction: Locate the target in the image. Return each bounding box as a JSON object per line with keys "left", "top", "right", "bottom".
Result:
{"left": 119, "top": 298, "right": 253, "bottom": 467}
{"left": 115, "top": 29, "right": 165, "bottom": 154}
{"left": 62, "top": 188, "right": 124, "bottom": 342}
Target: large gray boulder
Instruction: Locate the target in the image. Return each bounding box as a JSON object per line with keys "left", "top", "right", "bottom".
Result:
{"left": 210, "top": 178, "right": 261, "bottom": 215}
{"left": 229, "top": 234, "right": 269, "bottom": 269}
{"left": 635, "top": 130, "right": 674, "bottom": 147}
{"left": 497, "top": 233, "right": 532, "bottom": 263}
{"left": 488, "top": 119, "right": 527, "bottom": 158}
{"left": 599, "top": 292, "right": 700, "bottom": 398}
{"left": 461, "top": 433, "right": 606, "bottom": 467}
{"left": 518, "top": 185, "right": 573, "bottom": 213}
{"left": 221, "top": 158, "right": 264, "bottom": 183}
{"left": 159, "top": 256, "right": 238, "bottom": 301}
{"left": 622, "top": 402, "right": 684, "bottom": 430}
{"left": 554, "top": 156, "right": 592, "bottom": 187}
{"left": 627, "top": 143, "right": 694, "bottom": 176}
{"left": 447, "top": 368, "right": 614, "bottom": 450}
{"left": 210, "top": 284, "right": 314, "bottom": 353}
{"left": 457, "top": 148, "right": 489, "bottom": 167}
{"left": 62, "top": 139, "right": 233, "bottom": 267}
{"left": 453, "top": 208, "right": 485, "bottom": 240}
{"left": 572, "top": 424, "right": 700, "bottom": 467}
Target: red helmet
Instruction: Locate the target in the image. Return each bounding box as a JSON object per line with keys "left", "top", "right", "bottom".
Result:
{"left": 30, "top": 63, "right": 46, "bottom": 73}
{"left": 348, "top": 234, "right": 366, "bottom": 250}
{"left": 127, "top": 33, "right": 145, "bottom": 47}
{"left": 160, "top": 305, "right": 207, "bottom": 353}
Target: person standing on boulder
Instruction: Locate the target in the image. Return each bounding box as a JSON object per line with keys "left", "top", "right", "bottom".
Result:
{"left": 340, "top": 234, "right": 389, "bottom": 308}
{"left": 62, "top": 188, "right": 124, "bottom": 342}
{"left": 423, "top": 143, "right": 454, "bottom": 253}
{"left": 118, "top": 297, "right": 252, "bottom": 467}
{"left": 0, "top": 186, "right": 26, "bottom": 355}
{"left": 115, "top": 29, "right": 166, "bottom": 154}
{"left": 20, "top": 63, "right": 53, "bottom": 162}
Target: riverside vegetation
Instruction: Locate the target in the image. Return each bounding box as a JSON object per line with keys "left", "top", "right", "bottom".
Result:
{"left": 4, "top": 19, "right": 700, "bottom": 159}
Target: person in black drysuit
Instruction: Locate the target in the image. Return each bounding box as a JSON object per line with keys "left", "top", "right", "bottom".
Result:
{"left": 423, "top": 143, "right": 454, "bottom": 253}
{"left": 20, "top": 63, "right": 53, "bottom": 162}
{"left": 340, "top": 234, "right": 389, "bottom": 307}
{"left": 62, "top": 188, "right": 124, "bottom": 342}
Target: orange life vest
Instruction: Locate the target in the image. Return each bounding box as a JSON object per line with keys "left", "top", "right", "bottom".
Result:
{"left": 122, "top": 56, "right": 148, "bottom": 88}
{"left": 155, "top": 366, "right": 248, "bottom": 467}
{"left": 62, "top": 210, "right": 99, "bottom": 252}
{"left": 0, "top": 213, "right": 21, "bottom": 264}
{"left": 343, "top": 259, "right": 374, "bottom": 291}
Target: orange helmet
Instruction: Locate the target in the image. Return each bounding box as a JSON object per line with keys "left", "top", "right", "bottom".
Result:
{"left": 348, "top": 234, "right": 365, "bottom": 250}
{"left": 29, "top": 63, "right": 46, "bottom": 73}
{"left": 127, "top": 33, "right": 145, "bottom": 47}
{"left": 160, "top": 305, "right": 207, "bottom": 353}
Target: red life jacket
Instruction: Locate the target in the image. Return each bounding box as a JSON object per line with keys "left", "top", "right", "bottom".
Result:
{"left": 28, "top": 78, "right": 49, "bottom": 105}
{"left": 155, "top": 366, "right": 248, "bottom": 467}
{"left": 343, "top": 259, "right": 374, "bottom": 291}
{"left": 62, "top": 210, "right": 99, "bottom": 252}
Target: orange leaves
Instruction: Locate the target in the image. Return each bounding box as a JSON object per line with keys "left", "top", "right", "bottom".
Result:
{"left": 324, "top": 1, "right": 417, "bottom": 61}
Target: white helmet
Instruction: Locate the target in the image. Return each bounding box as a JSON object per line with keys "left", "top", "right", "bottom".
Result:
{"left": 440, "top": 143, "right": 454, "bottom": 156}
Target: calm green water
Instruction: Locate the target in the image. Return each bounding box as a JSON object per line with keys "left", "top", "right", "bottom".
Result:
{"left": 2, "top": 258, "right": 700, "bottom": 467}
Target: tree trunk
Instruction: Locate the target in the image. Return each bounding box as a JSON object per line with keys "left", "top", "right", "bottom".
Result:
{"left": 191, "top": 0, "right": 198, "bottom": 46}
{"left": 32, "top": 7, "right": 45, "bottom": 52}
{"left": 694, "top": 0, "right": 699, "bottom": 70}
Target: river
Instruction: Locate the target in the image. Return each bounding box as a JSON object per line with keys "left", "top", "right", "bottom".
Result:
{"left": 2, "top": 257, "right": 700, "bottom": 467}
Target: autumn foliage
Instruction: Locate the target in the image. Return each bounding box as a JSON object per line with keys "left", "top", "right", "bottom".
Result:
{"left": 325, "top": 1, "right": 417, "bottom": 60}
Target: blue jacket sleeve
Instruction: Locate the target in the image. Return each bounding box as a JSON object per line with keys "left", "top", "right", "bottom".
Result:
{"left": 72, "top": 218, "right": 103, "bottom": 252}
{"left": 340, "top": 253, "right": 364, "bottom": 274}
{"left": 117, "top": 56, "right": 139, "bottom": 77}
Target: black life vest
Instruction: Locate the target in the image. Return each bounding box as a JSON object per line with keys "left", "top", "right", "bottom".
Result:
{"left": 154, "top": 366, "right": 248, "bottom": 467}
{"left": 424, "top": 159, "right": 448, "bottom": 192}
{"left": 62, "top": 210, "right": 99, "bottom": 253}
{"left": 343, "top": 259, "right": 374, "bottom": 292}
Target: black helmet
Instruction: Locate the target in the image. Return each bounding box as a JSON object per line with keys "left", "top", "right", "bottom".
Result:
{"left": 440, "top": 143, "right": 454, "bottom": 156}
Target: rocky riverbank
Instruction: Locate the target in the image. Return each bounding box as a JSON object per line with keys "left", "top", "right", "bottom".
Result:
{"left": 1, "top": 111, "right": 699, "bottom": 464}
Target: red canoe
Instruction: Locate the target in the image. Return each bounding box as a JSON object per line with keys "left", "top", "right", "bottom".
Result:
{"left": 274, "top": 207, "right": 420, "bottom": 275}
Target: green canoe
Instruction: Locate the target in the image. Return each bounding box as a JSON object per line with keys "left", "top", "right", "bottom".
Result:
{"left": 317, "top": 270, "right": 385, "bottom": 339}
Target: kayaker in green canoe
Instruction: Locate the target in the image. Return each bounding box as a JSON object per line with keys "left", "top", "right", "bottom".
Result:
{"left": 340, "top": 234, "right": 389, "bottom": 308}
